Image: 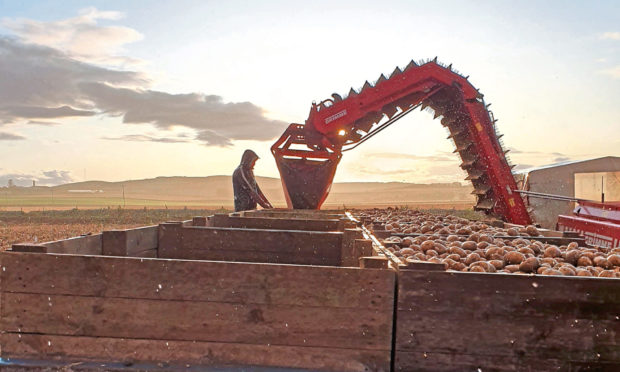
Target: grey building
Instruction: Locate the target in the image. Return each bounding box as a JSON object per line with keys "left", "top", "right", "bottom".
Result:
{"left": 516, "top": 156, "right": 620, "bottom": 229}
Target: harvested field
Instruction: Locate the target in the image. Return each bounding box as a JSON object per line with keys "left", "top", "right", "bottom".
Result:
{"left": 0, "top": 208, "right": 226, "bottom": 251}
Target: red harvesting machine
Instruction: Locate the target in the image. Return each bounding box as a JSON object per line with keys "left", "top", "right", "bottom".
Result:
{"left": 558, "top": 201, "right": 620, "bottom": 248}
{"left": 271, "top": 58, "right": 620, "bottom": 243}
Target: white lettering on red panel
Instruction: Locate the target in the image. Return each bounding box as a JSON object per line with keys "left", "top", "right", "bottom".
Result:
{"left": 325, "top": 109, "right": 347, "bottom": 124}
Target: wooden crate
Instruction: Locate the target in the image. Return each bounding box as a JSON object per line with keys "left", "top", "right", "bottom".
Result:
{"left": 158, "top": 222, "right": 349, "bottom": 266}
{"left": 394, "top": 268, "right": 620, "bottom": 371}
{"left": 0, "top": 251, "right": 396, "bottom": 371}
{"left": 209, "top": 213, "right": 345, "bottom": 231}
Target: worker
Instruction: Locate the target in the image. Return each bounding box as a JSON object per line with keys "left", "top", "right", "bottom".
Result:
{"left": 233, "top": 149, "right": 273, "bottom": 211}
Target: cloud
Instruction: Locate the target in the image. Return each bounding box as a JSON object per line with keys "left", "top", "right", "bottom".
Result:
{"left": 80, "top": 82, "right": 287, "bottom": 146}
{"left": 0, "top": 9, "right": 288, "bottom": 146}
{"left": 2, "top": 7, "right": 143, "bottom": 66}
{"left": 0, "top": 170, "right": 74, "bottom": 186}
{"left": 0, "top": 132, "right": 25, "bottom": 140}
{"left": 367, "top": 152, "right": 455, "bottom": 162}
{"left": 0, "top": 36, "right": 146, "bottom": 124}
{"left": 600, "top": 32, "right": 620, "bottom": 40}
{"left": 101, "top": 134, "right": 191, "bottom": 144}
{"left": 600, "top": 65, "right": 620, "bottom": 79}
{"left": 512, "top": 164, "right": 534, "bottom": 171}
{"left": 357, "top": 167, "right": 417, "bottom": 176}
{"left": 553, "top": 156, "right": 572, "bottom": 163}
{"left": 27, "top": 120, "right": 62, "bottom": 126}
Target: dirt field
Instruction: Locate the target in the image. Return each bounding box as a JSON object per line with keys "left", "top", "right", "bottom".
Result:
{"left": 0, "top": 208, "right": 225, "bottom": 251}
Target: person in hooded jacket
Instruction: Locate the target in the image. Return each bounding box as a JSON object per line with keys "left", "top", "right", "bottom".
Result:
{"left": 233, "top": 150, "right": 273, "bottom": 212}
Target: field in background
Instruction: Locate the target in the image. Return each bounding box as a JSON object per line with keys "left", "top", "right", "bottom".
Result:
{"left": 0, "top": 176, "right": 475, "bottom": 211}
{"left": 0, "top": 176, "right": 476, "bottom": 250}
{"left": 0, "top": 208, "right": 224, "bottom": 251}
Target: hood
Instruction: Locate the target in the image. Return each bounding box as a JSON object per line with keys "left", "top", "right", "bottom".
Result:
{"left": 240, "top": 149, "right": 259, "bottom": 167}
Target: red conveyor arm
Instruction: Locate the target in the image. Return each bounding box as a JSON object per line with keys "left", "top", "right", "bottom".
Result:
{"left": 272, "top": 59, "right": 531, "bottom": 225}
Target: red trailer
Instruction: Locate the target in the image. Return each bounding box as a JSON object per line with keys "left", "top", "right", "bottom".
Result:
{"left": 557, "top": 200, "right": 620, "bottom": 248}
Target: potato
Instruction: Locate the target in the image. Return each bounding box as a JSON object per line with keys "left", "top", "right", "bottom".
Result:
{"left": 505, "top": 251, "right": 526, "bottom": 265}
{"left": 462, "top": 241, "right": 478, "bottom": 251}
{"left": 477, "top": 241, "right": 490, "bottom": 249}
{"left": 599, "top": 270, "right": 616, "bottom": 278}
{"left": 446, "top": 253, "right": 462, "bottom": 262}
{"left": 543, "top": 246, "right": 562, "bottom": 258}
{"left": 504, "top": 264, "right": 520, "bottom": 273}
{"left": 518, "top": 247, "right": 536, "bottom": 256}
{"left": 426, "top": 250, "right": 438, "bottom": 257}
{"left": 434, "top": 242, "right": 449, "bottom": 253}
{"left": 449, "top": 246, "right": 467, "bottom": 258}
{"left": 465, "top": 253, "right": 482, "bottom": 265}
{"left": 558, "top": 266, "right": 576, "bottom": 276}
{"left": 420, "top": 240, "right": 435, "bottom": 252}
{"left": 564, "top": 250, "right": 581, "bottom": 265}
{"left": 489, "top": 260, "right": 505, "bottom": 270}
{"left": 542, "top": 268, "right": 563, "bottom": 276}
{"left": 469, "top": 265, "right": 486, "bottom": 273}
{"left": 567, "top": 242, "right": 579, "bottom": 250}
{"left": 506, "top": 228, "right": 519, "bottom": 236}
{"left": 400, "top": 248, "right": 415, "bottom": 257}
{"left": 479, "top": 234, "right": 493, "bottom": 243}
{"left": 470, "top": 261, "right": 496, "bottom": 273}
{"left": 525, "top": 225, "right": 540, "bottom": 236}
{"left": 519, "top": 257, "right": 539, "bottom": 273}
{"left": 570, "top": 256, "right": 590, "bottom": 268}
{"left": 446, "top": 234, "right": 459, "bottom": 242}
{"left": 576, "top": 269, "right": 592, "bottom": 277}
{"left": 607, "top": 254, "right": 620, "bottom": 267}
{"left": 593, "top": 256, "right": 612, "bottom": 269}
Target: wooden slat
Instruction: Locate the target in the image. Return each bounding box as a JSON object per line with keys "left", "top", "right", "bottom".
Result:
{"left": 102, "top": 226, "right": 158, "bottom": 257}
{"left": 395, "top": 351, "right": 620, "bottom": 372}
{"left": 241, "top": 210, "right": 344, "bottom": 220}
{"left": 12, "top": 234, "right": 102, "bottom": 255}
{"left": 1, "top": 292, "right": 392, "bottom": 350}
{"left": 158, "top": 224, "right": 342, "bottom": 266}
{"left": 395, "top": 269, "right": 620, "bottom": 370}
{"left": 0, "top": 252, "right": 394, "bottom": 310}
{"left": 210, "top": 214, "right": 343, "bottom": 231}
{"left": 2, "top": 334, "right": 391, "bottom": 372}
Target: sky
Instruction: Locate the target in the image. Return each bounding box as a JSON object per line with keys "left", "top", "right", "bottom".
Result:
{"left": 0, "top": 0, "right": 618, "bottom": 186}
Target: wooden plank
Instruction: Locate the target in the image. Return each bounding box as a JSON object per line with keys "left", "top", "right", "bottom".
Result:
{"left": 1, "top": 292, "right": 392, "bottom": 351}
{"left": 341, "top": 229, "right": 364, "bottom": 267}
{"left": 395, "top": 313, "right": 618, "bottom": 358}
{"left": 359, "top": 256, "right": 388, "bottom": 269}
{"left": 241, "top": 210, "right": 344, "bottom": 220}
{"left": 102, "top": 226, "right": 158, "bottom": 257}
{"left": 210, "top": 214, "right": 343, "bottom": 231}
{"left": 2, "top": 334, "right": 391, "bottom": 371}
{"left": 395, "top": 269, "right": 620, "bottom": 370}
{"left": 191, "top": 216, "right": 207, "bottom": 226}
{"left": 398, "top": 271, "right": 620, "bottom": 308}
{"left": 0, "top": 252, "right": 394, "bottom": 310}
{"left": 10, "top": 244, "right": 47, "bottom": 253}
{"left": 394, "top": 351, "right": 620, "bottom": 372}
{"left": 36, "top": 234, "right": 102, "bottom": 255}
{"left": 158, "top": 224, "right": 343, "bottom": 266}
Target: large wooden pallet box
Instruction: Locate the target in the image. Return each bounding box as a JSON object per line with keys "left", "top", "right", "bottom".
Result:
{"left": 394, "top": 266, "right": 620, "bottom": 371}
{"left": 0, "top": 216, "right": 395, "bottom": 371}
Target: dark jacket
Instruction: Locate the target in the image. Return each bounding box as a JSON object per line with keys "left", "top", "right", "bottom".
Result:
{"left": 233, "top": 150, "right": 271, "bottom": 212}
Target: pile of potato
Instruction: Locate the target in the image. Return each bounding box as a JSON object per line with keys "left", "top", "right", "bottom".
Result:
{"left": 356, "top": 208, "right": 620, "bottom": 278}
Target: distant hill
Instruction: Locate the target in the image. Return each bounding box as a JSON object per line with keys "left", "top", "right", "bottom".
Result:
{"left": 1, "top": 176, "right": 475, "bottom": 209}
